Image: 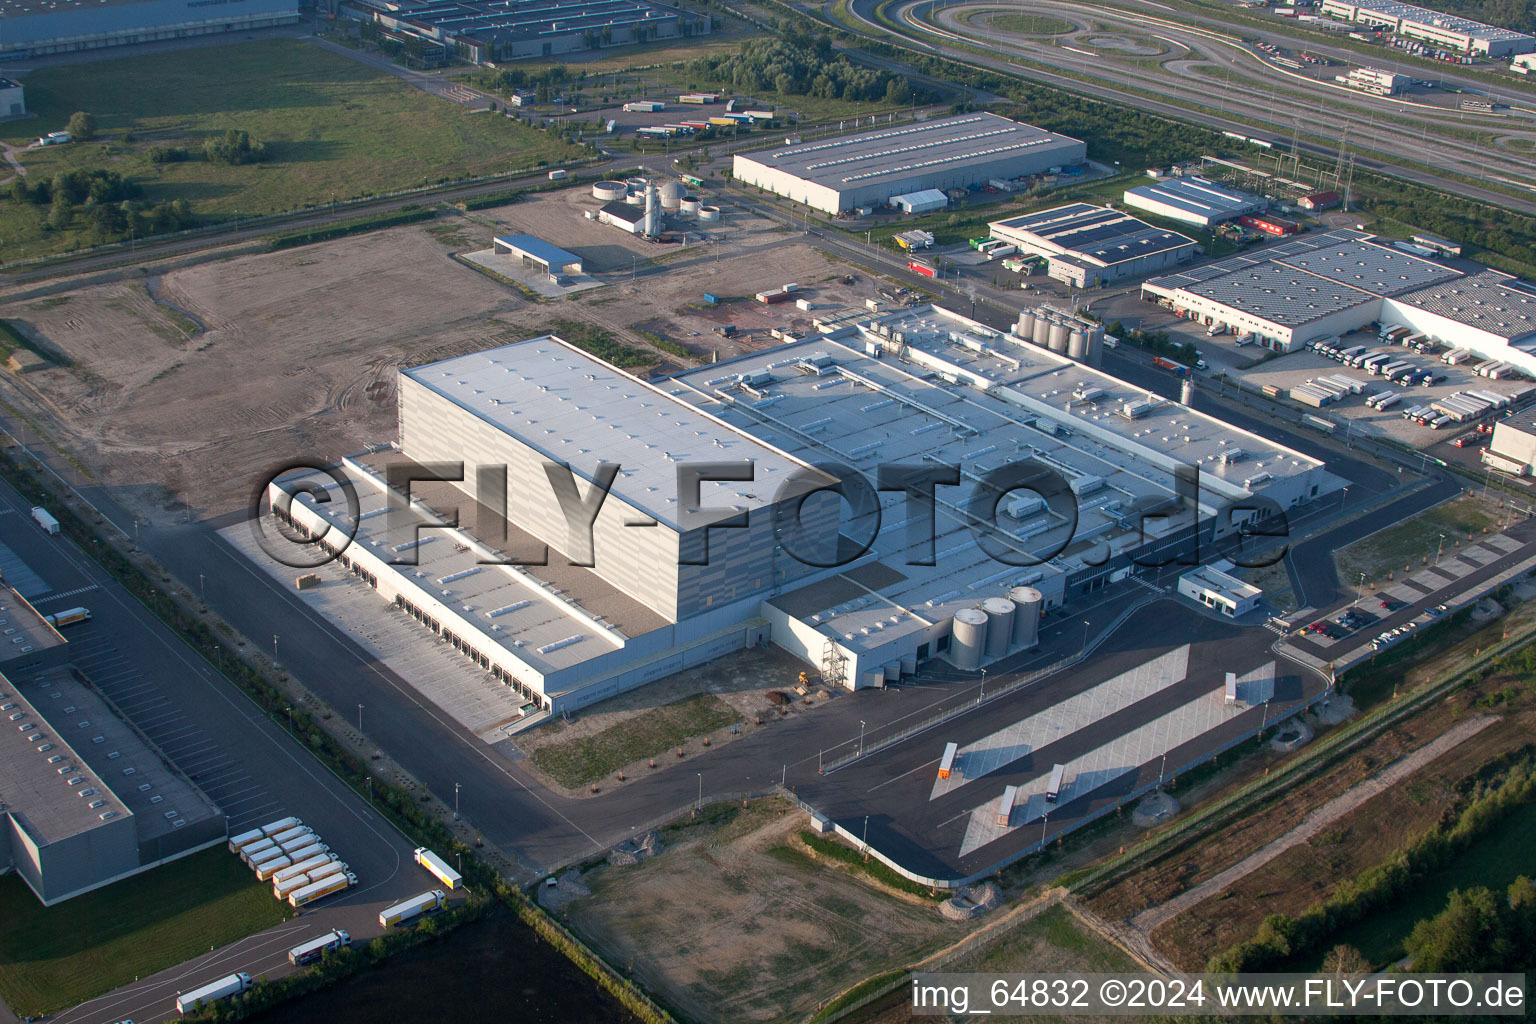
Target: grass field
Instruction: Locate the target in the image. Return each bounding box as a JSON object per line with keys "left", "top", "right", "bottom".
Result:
{"left": 1333, "top": 493, "right": 1501, "bottom": 585}
{"left": 1319, "top": 793, "right": 1536, "bottom": 966}
{"left": 985, "top": 12, "right": 1075, "bottom": 35}
{"left": 0, "top": 846, "right": 292, "bottom": 1016}
{"left": 0, "top": 38, "right": 585, "bottom": 259}
{"left": 527, "top": 693, "right": 742, "bottom": 787}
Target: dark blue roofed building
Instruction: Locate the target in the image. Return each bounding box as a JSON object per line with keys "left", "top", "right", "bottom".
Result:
{"left": 0, "top": 0, "right": 299, "bottom": 57}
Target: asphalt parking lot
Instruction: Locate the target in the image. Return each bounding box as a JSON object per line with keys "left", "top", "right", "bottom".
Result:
{"left": 0, "top": 480, "right": 429, "bottom": 1024}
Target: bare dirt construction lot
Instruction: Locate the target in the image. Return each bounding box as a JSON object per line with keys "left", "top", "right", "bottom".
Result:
{"left": 849, "top": 902, "right": 1142, "bottom": 1024}
{"left": 515, "top": 645, "right": 837, "bottom": 793}
{"left": 562, "top": 799, "right": 965, "bottom": 1024}
{"left": 0, "top": 186, "right": 887, "bottom": 523}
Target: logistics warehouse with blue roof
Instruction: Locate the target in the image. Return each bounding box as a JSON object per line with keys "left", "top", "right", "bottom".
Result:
{"left": 0, "top": 0, "right": 298, "bottom": 57}
{"left": 731, "top": 113, "right": 1085, "bottom": 216}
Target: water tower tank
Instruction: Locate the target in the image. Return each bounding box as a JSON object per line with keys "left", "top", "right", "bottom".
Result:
{"left": 1067, "top": 329, "right": 1087, "bottom": 360}
{"left": 950, "top": 608, "right": 989, "bottom": 670}
{"left": 1009, "top": 586, "right": 1043, "bottom": 648}
{"left": 659, "top": 181, "right": 685, "bottom": 209}
{"left": 981, "top": 597, "right": 1016, "bottom": 659}
{"left": 1031, "top": 315, "right": 1052, "bottom": 346}
{"left": 1016, "top": 310, "right": 1036, "bottom": 340}
{"left": 1048, "top": 321, "right": 1070, "bottom": 353}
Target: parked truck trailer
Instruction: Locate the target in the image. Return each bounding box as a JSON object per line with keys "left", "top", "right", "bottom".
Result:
{"left": 175, "top": 972, "right": 252, "bottom": 1015}
{"left": 379, "top": 889, "right": 447, "bottom": 928}
{"left": 414, "top": 847, "right": 462, "bottom": 891}
{"left": 288, "top": 871, "right": 356, "bottom": 908}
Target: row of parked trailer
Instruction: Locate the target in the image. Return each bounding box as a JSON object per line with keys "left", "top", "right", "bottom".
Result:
{"left": 229, "top": 816, "right": 356, "bottom": 908}
{"left": 1290, "top": 373, "right": 1367, "bottom": 407}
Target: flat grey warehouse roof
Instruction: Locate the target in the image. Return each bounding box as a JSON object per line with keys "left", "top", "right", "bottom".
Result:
{"left": 737, "top": 113, "right": 1083, "bottom": 191}
{"left": 402, "top": 337, "right": 817, "bottom": 531}
{"left": 1396, "top": 270, "right": 1536, "bottom": 342}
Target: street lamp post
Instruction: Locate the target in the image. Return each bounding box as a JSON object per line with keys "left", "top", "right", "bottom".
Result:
{"left": 1436, "top": 532, "right": 1446, "bottom": 565}
{"left": 357, "top": 703, "right": 364, "bottom": 732}
{"left": 365, "top": 776, "right": 373, "bottom": 804}
{"left": 859, "top": 719, "right": 866, "bottom": 755}
{"left": 285, "top": 706, "right": 293, "bottom": 734}
{"left": 273, "top": 634, "right": 279, "bottom": 666}
{"left": 696, "top": 772, "right": 702, "bottom": 810}
{"left": 454, "top": 782, "right": 460, "bottom": 820}
{"left": 979, "top": 667, "right": 987, "bottom": 700}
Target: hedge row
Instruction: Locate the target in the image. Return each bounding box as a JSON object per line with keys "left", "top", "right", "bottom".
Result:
{"left": 1207, "top": 751, "right": 1536, "bottom": 972}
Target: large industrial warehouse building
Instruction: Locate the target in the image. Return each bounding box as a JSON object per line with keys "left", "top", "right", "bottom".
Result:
{"left": 272, "top": 304, "right": 1331, "bottom": 721}
{"left": 731, "top": 113, "right": 1085, "bottom": 216}
{"left": 989, "top": 203, "right": 1200, "bottom": 287}
{"left": 342, "top": 0, "right": 709, "bottom": 63}
{"left": 0, "top": 0, "right": 298, "bottom": 57}
{"left": 0, "top": 599, "right": 224, "bottom": 904}
{"left": 1143, "top": 229, "right": 1536, "bottom": 364}
{"left": 1121, "top": 177, "right": 1265, "bottom": 229}
{"left": 1320, "top": 0, "right": 1535, "bottom": 55}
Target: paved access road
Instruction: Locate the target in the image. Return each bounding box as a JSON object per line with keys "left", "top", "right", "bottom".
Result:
{"left": 0, "top": 480, "right": 434, "bottom": 1024}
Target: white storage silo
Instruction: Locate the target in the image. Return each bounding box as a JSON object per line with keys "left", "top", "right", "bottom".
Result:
{"left": 1086, "top": 326, "right": 1104, "bottom": 367}
{"left": 1009, "top": 586, "right": 1043, "bottom": 648}
{"left": 1048, "top": 321, "right": 1070, "bottom": 353}
{"left": 698, "top": 206, "right": 721, "bottom": 222}
{"left": 659, "top": 181, "right": 686, "bottom": 209}
{"left": 1181, "top": 378, "right": 1194, "bottom": 405}
{"left": 1016, "top": 310, "right": 1036, "bottom": 340}
{"left": 1031, "top": 314, "right": 1052, "bottom": 346}
{"left": 950, "top": 608, "right": 989, "bottom": 670}
{"left": 982, "top": 597, "right": 1015, "bottom": 659}
{"left": 680, "top": 196, "right": 701, "bottom": 216}
{"left": 592, "top": 181, "right": 626, "bottom": 201}
{"left": 1067, "top": 329, "right": 1087, "bottom": 360}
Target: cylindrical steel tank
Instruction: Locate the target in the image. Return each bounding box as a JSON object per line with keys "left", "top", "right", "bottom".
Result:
{"left": 680, "top": 196, "right": 701, "bottom": 216}
{"left": 659, "top": 181, "right": 685, "bottom": 209}
{"left": 697, "top": 206, "right": 721, "bottom": 222}
{"left": 950, "top": 608, "right": 988, "bottom": 670}
{"left": 1031, "top": 315, "right": 1052, "bottom": 346}
{"left": 1009, "top": 586, "right": 1043, "bottom": 648}
{"left": 1181, "top": 378, "right": 1195, "bottom": 405}
{"left": 1048, "top": 321, "right": 1070, "bottom": 353}
{"left": 1016, "top": 310, "right": 1036, "bottom": 340}
{"left": 1067, "top": 329, "right": 1087, "bottom": 360}
{"left": 624, "top": 191, "right": 645, "bottom": 206}
{"left": 625, "top": 177, "right": 647, "bottom": 191}
{"left": 592, "top": 181, "right": 626, "bottom": 201}
{"left": 1086, "top": 326, "right": 1104, "bottom": 367}
{"left": 982, "top": 597, "right": 1015, "bottom": 659}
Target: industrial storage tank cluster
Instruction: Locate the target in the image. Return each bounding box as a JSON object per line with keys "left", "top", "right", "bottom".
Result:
{"left": 948, "top": 587, "right": 1043, "bottom": 670}
{"left": 1014, "top": 307, "right": 1104, "bottom": 367}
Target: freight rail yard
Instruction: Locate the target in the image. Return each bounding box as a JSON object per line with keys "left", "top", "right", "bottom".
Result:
{"left": 3, "top": 59, "right": 1536, "bottom": 1022}
{"left": 823, "top": 0, "right": 1536, "bottom": 210}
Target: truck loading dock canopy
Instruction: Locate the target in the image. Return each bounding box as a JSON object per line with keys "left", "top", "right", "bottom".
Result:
{"left": 493, "top": 234, "right": 583, "bottom": 275}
